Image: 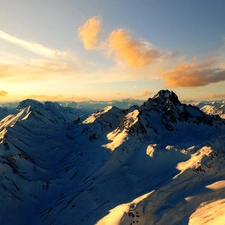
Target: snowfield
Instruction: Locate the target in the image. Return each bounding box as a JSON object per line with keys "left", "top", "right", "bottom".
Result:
{"left": 0, "top": 90, "right": 225, "bottom": 225}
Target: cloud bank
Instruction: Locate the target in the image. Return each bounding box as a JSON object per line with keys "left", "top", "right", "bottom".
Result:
{"left": 203, "top": 92, "right": 225, "bottom": 100}
{"left": 162, "top": 58, "right": 225, "bottom": 87}
{"left": 27, "top": 94, "right": 88, "bottom": 102}
{"left": 0, "top": 59, "right": 79, "bottom": 82}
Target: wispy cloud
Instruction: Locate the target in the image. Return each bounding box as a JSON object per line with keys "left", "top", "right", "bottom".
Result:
{"left": 27, "top": 94, "right": 89, "bottom": 102}
{"left": 202, "top": 92, "right": 225, "bottom": 100}
{"left": 78, "top": 16, "right": 101, "bottom": 50}
{"left": 162, "top": 58, "right": 225, "bottom": 87}
{"left": 0, "top": 90, "right": 8, "bottom": 98}
{"left": 0, "top": 58, "right": 80, "bottom": 82}
{"left": 0, "top": 30, "right": 81, "bottom": 83}
{"left": 139, "top": 90, "right": 153, "bottom": 97}
{"left": 0, "top": 30, "right": 69, "bottom": 58}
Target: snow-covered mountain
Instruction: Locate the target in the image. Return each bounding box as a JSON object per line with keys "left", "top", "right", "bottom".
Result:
{"left": 183, "top": 99, "right": 225, "bottom": 119}
{"left": 0, "top": 90, "right": 225, "bottom": 225}
{"left": 196, "top": 100, "right": 225, "bottom": 119}
{"left": 59, "top": 99, "right": 144, "bottom": 113}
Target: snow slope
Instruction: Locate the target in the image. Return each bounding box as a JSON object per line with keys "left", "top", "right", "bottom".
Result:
{"left": 196, "top": 100, "right": 225, "bottom": 119}
{"left": 0, "top": 91, "right": 225, "bottom": 225}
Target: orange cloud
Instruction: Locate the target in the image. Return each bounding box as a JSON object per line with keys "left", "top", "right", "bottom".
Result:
{"left": 78, "top": 16, "right": 101, "bottom": 50}
{"left": 27, "top": 94, "right": 89, "bottom": 102}
{"left": 139, "top": 90, "right": 153, "bottom": 97}
{"left": 77, "top": 17, "right": 177, "bottom": 68}
{"left": 105, "top": 29, "right": 162, "bottom": 68}
{"left": 0, "top": 58, "right": 80, "bottom": 83}
{"left": 162, "top": 58, "right": 225, "bottom": 87}
{"left": 0, "top": 90, "right": 8, "bottom": 97}
{"left": 203, "top": 92, "right": 225, "bottom": 100}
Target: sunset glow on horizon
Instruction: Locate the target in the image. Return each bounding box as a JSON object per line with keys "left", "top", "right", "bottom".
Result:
{"left": 0, "top": 0, "right": 225, "bottom": 102}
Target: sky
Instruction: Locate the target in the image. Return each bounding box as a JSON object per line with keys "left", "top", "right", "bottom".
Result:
{"left": 0, "top": 0, "right": 225, "bottom": 102}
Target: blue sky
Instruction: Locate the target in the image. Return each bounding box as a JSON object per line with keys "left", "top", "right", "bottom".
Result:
{"left": 0, "top": 0, "right": 225, "bottom": 101}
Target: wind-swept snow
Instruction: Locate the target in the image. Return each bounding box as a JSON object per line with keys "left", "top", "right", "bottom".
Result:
{"left": 206, "top": 180, "right": 225, "bottom": 190}
{"left": 174, "top": 146, "right": 213, "bottom": 178}
{"left": 96, "top": 191, "right": 154, "bottom": 225}
{"left": 189, "top": 199, "right": 225, "bottom": 225}
{"left": 83, "top": 106, "right": 114, "bottom": 124}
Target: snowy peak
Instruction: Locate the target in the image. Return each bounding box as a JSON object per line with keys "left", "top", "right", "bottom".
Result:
{"left": 141, "top": 90, "right": 181, "bottom": 113}
{"left": 18, "top": 99, "right": 61, "bottom": 112}
{"left": 152, "top": 89, "right": 181, "bottom": 106}
{"left": 18, "top": 99, "right": 43, "bottom": 110}
{"left": 17, "top": 99, "right": 84, "bottom": 124}
{"left": 83, "top": 106, "right": 121, "bottom": 124}
{"left": 139, "top": 90, "right": 224, "bottom": 132}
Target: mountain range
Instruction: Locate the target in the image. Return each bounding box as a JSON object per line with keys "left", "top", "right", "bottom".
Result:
{"left": 2, "top": 98, "right": 225, "bottom": 120}
{"left": 0, "top": 90, "right": 225, "bottom": 225}
{"left": 197, "top": 100, "right": 225, "bottom": 119}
